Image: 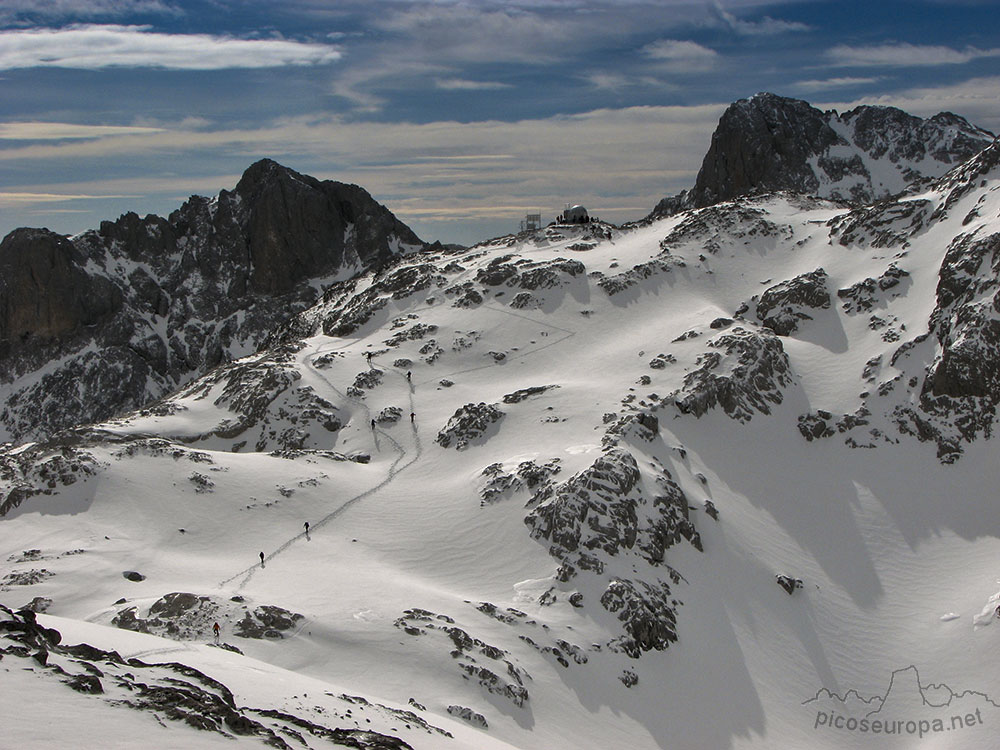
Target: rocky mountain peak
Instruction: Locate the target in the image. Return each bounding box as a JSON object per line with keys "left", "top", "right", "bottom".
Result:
{"left": 689, "top": 92, "right": 841, "bottom": 208}
{"left": 651, "top": 92, "right": 995, "bottom": 218}
{"left": 228, "top": 158, "right": 425, "bottom": 296}
{"left": 233, "top": 158, "right": 324, "bottom": 204}
{"left": 0, "top": 161, "right": 427, "bottom": 442}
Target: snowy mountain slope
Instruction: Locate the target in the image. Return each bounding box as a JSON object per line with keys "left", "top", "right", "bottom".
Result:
{"left": 5, "top": 136, "right": 1000, "bottom": 748}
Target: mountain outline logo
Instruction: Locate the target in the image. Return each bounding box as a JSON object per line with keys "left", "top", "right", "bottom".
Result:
{"left": 803, "top": 665, "right": 999, "bottom": 741}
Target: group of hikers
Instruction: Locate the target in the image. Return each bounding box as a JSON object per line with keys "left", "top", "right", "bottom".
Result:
{"left": 217, "top": 352, "right": 419, "bottom": 643}
{"left": 370, "top": 411, "right": 416, "bottom": 429}
{"left": 365, "top": 357, "right": 416, "bottom": 430}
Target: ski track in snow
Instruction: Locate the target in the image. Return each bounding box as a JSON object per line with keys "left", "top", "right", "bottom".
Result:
{"left": 218, "top": 302, "right": 575, "bottom": 591}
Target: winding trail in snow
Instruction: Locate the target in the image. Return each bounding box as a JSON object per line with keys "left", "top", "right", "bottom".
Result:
{"left": 218, "top": 298, "right": 575, "bottom": 590}
{"left": 218, "top": 347, "right": 420, "bottom": 590}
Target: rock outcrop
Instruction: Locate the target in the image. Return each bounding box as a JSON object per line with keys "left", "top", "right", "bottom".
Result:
{"left": 1, "top": 604, "right": 414, "bottom": 749}
{"left": 755, "top": 268, "right": 831, "bottom": 336}
{"left": 670, "top": 327, "right": 794, "bottom": 421}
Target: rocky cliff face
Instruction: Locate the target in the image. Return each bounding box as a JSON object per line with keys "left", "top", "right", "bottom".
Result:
{"left": 794, "top": 137, "right": 1000, "bottom": 462}
{"left": 0, "top": 160, "right": 425, "bottom": 442}
{"left": 651, "top": 92, "right": 994, "bottom": 216}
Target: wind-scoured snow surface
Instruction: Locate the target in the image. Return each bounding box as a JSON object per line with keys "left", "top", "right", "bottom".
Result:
{"left": 5, "top": 141, "right": 1000, "bottom": 748}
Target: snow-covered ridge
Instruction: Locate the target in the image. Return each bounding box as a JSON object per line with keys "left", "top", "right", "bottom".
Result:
{"left": 5, "top": 95, "right": 1000, "bottom": 749}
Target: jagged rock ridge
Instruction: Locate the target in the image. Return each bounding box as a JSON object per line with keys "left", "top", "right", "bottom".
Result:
{"left": 0, "top": 160, "right": 426, "bottom": 442}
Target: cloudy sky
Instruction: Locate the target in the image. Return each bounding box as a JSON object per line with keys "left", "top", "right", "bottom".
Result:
{"left": 2, "top": 0, "right": 999, "bottom": 245}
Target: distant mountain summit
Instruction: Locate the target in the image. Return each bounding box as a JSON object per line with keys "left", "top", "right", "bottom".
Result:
{"left": 652, "top": 92, "right": 995, "bottom": 216}
{"left": 0, "top": 160, "right": 426, "bottom": 441}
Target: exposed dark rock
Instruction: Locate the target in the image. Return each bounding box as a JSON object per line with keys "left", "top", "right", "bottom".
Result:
{"left": 509, "top": 292, "right": 540, "bottom": 309}
{"left": 66, "top": 673, "right": 104, "bottom": 694}
{"left": 596, "top": 258, "right": 680, "bottom": 296}
{"left": 234, "top": 605, "right": 304, "bottom": 640}
{"left": 0, "top": 228, "right": 122, "bottom": 359}
{"left": 479, "top": 458, "right": 561, "bottom": 505}
{"left": 476, "top": 255, "right": 584, "bottom": 292}
{"left": 384, "top": 323, "right": 438, "bottom": 347}
{"left": 601, "top": 578, "right": 679, "bottom": 657}
{"left": 830, "top": 199, "right": 933, "bottom": 249}
{"left": 525, "top": 446, "right": 700, "bottom": 595}
{"left": 798, "top": 412, "right": 836, "bottom": 441}
{"left": 837, "top": 264, "right": 911, "bottom": 313}
{"left": 755, "top": 269, "right": 830, "bottom": 335}
{"left": 776, "top": 574, "right": 803, "bottom": 595}
{"left": 662, "top": 202, "right": 792, "bottom": 256}
{"left": 446, "top": 705, "right": 488, "bottom": 729}
{"left": 525, "top": 448, "right": 642, "bottom": 572}
{"left": 436, "top": 403, "right": 504, "bottom": 450}
{"left": 458, "top": 663, "right": 529, "bottom": 708}
{"left": 502, "top": 385, "right": 559, "bottom": 404}
{"left": 670, "top": 327, "right": 794, "bottom": 421}
{"left": 0, "top": 440, "right": 101, "bottom": 517}
{"left": 21, "top": 596, "right": 53, "bottom": 613}
{"left": 166, "top": 348, "right": 343, "bottom": 452}
{"left": 648, "top": 353, "right": 675, "bottom": 369}
{"left": 376, "top": 406, "right": 403, "bottom": 424}
{"left": 917, "top": 232, "right": 1000, "bottom": 447}
{"left": 394, "top": 608, "right": 529, "bottom": 709}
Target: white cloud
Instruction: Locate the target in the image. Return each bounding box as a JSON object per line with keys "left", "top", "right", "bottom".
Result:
{"left": 330, "top": 56, "right": 448, "bottom": 111}
{"left": 583, "top": 72, "right": 671, "bottom": 91}
{"left": 708, "top": 2, "right": 811, "bottom": 36}
{"left": 434, "top": 78, "right": 513, "bottom": 90}
{"left": 790, "top": 77, "right": 881, "bottom": 93}
{"left": 0, "top": 122, "right": 166, "bottom": 140}
{"left": 0, "top": 0, "right": 183, "bottom": 23}
{"left": 828, "top": 42, "right": 1000, "bottom": 68}
{"left": 586, "top": 73, "right": 633, "bottom": 90}
{"left": 0, "top": 24, "right": 342, "bottom": 71}
{"left": 373, "top": 6, "right": 575, "bottom": 64}
{"left": 0, "top": 103, "right": 727, "bottom": 236}
{"left": 0, "top": 191, "right": 138, "bottom": 206}
{"left": 641, "top": 39, "right": 718, "bottom": 72}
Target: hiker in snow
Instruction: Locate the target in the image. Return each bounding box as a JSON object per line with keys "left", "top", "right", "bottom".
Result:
{"left": 304, "top": 521, "right": 310, "bottom": 534}
{"left": 406, "top": 371, "right": 412, "bottom": 382}
{"left": 212, "top": 621, "right": 220, "bottom": 643}
{"left": 410, "top": 412, "right": 415, "bottom": 423}
{"left": 259, "top": 551, "right": 265, "bottom": 567}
